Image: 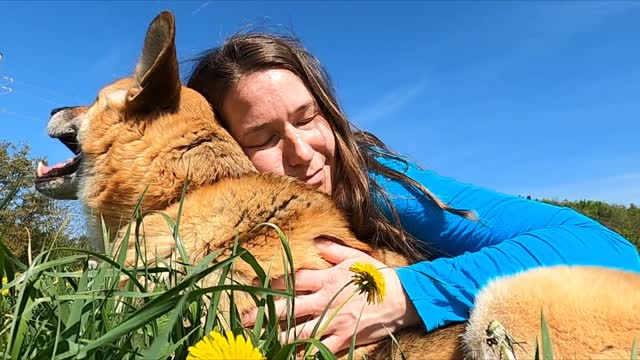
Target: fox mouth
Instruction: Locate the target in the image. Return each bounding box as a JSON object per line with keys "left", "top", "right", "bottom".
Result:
{"left": 34, "top": 133, "right": 82, "bottom": 200}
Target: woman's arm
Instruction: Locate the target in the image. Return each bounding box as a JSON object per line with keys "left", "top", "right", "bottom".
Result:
{"left": 244, "top": 156, "right": 640, "bottom": 354}
{"left": 373, "top": 156, "right": 640, "bottom": 331}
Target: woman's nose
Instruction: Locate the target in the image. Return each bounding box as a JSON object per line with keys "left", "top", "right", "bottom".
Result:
{"left": 283, "top": 129, "right": 314, "bottom": 166}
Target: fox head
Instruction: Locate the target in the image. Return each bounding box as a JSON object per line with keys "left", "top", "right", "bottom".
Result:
{"left": 35, "top": 11, "right": 256, "bottom": 249}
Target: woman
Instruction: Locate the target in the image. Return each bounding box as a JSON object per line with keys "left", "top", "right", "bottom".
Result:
{"left": 186, "top": 32, "right": 640, "bottom": 354}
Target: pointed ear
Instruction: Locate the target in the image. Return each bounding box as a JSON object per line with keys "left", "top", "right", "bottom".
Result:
{"left": 127, "top": 11, "right": 181, "bottom": 113}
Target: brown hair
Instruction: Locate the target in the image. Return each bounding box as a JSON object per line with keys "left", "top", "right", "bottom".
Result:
{"left": 186, "top": 32, "right": 474, "bottom": 262}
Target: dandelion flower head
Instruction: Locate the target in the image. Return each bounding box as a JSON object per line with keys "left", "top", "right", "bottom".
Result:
{"left": 187, "top": 329, "right": 264, "bottom": 360}
{"left": 349, "top": 262, "right": 386, "bottom": 305}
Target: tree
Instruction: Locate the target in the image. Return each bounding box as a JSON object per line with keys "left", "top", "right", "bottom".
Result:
{"left": 0, "top": 140, "right": 82, "bottom": 264}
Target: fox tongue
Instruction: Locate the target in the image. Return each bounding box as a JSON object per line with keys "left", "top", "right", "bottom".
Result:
{"left": 34, "top": 157, "right": 80, "bottom": 201}
{"left": 36, "top": 157, "right": 79, "bottom": 179}
{"left": 40, "top": 160, "right": 71, "bottom": 176}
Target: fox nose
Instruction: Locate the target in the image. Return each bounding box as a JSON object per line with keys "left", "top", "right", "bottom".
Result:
{"left": 50, "top": 106, "right": 72, "bottom": 116}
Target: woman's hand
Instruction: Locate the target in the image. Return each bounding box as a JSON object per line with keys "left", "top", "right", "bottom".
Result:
{"left": 242, "top": 239, "right": 421, "bottom": 354}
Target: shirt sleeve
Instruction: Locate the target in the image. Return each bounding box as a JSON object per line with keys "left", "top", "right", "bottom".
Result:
{"left": 371, "top": 156, "right": 640, "bottom": 331}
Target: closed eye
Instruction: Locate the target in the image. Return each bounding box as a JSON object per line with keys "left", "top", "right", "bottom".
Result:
{"left": 246, "top": 134, "right": 278, "bottom": 149}
{"left": 296, "top": 112, "right": 319, "bottom": 127}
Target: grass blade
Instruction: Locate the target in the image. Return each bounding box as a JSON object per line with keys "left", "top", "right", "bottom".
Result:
{"left": 64, "top": 265, "right": 90, "bottom": 343}
{"left": 143, "top": 291, "right": 189, "bottom": 358}
{"left": 540, "top": 310, "right": 554, "bottom": 360}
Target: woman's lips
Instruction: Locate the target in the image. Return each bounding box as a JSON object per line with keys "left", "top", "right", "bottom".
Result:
{"left": 305, "top": 168, "right": 324, "bottom": 186}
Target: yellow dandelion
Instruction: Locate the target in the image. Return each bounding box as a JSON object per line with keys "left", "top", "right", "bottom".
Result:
{"left": 1, "top": 276, "right": 8, "bottom": 296}
{"left": 349, "top": 262, "right": 386, "bottom": 305}
{"left": 187, "top": 329, "right": 264, "bottom": 360}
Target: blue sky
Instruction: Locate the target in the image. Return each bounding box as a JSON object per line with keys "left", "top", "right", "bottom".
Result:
{"left": 1, "top": 1, "right": 639, "bottom": 205}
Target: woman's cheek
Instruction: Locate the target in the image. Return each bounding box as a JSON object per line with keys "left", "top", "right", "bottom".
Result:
{"left": 317, "top": 121, "right": 336, "bottom": 159}
{"left": 248, "top": 150, "right": 283, "bottom": 175}
{"left": 307, "top": 122, "right": 327, "bottom": 151}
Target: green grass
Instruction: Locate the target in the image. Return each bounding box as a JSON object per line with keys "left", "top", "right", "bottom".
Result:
{"left": 0, "top": 196, "right": 341, "bottom": 359}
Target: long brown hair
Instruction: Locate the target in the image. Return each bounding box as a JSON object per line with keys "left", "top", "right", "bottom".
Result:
{"left": 186, "top": 32, "right": 474, "bottom": 262}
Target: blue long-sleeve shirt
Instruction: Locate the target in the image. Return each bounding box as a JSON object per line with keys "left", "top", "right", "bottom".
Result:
{"left": 370, "top": 155, "right": 640, "bottom": 331}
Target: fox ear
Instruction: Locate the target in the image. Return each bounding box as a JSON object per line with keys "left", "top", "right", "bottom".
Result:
{"left": 127, "top": 11, "right": 180, "bottom": 113}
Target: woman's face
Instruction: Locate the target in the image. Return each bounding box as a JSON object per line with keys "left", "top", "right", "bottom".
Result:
{"left": 222, "top": 69, "right": 336, "bottom": 195}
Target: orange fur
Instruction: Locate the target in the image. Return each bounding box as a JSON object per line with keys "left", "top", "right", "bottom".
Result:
{"left": 464, "top": 266, "right": 640, "bottom": 359}
{"left": 41, "top": 10, "right": 640, "bottom": 359}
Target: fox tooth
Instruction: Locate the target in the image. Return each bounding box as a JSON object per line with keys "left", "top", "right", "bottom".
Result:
{"left": 37, "top": 161, "right": 44, "bottom": 177}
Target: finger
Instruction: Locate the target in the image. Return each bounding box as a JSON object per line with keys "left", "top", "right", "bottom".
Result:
{"left": 270, "top": 269, "right": 327, "bottom": 292}
{"left": 279, "top": 316, "right": 325, "bottom": 344}
{"left": 296, "top": 334, "right": 346, "bottom": 358}
{"left": 315, "top": 239, "right": 371, "bottom": 264}
{"left": 318, "top": 335, "right": 347, "bottom": 355}
{"left": 242, "top": 293, "right": 322, "bottom": 327}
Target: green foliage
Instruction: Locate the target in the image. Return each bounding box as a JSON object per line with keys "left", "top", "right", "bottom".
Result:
{"left": 0, "top": 141, "right": 85, "bottom": 264}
